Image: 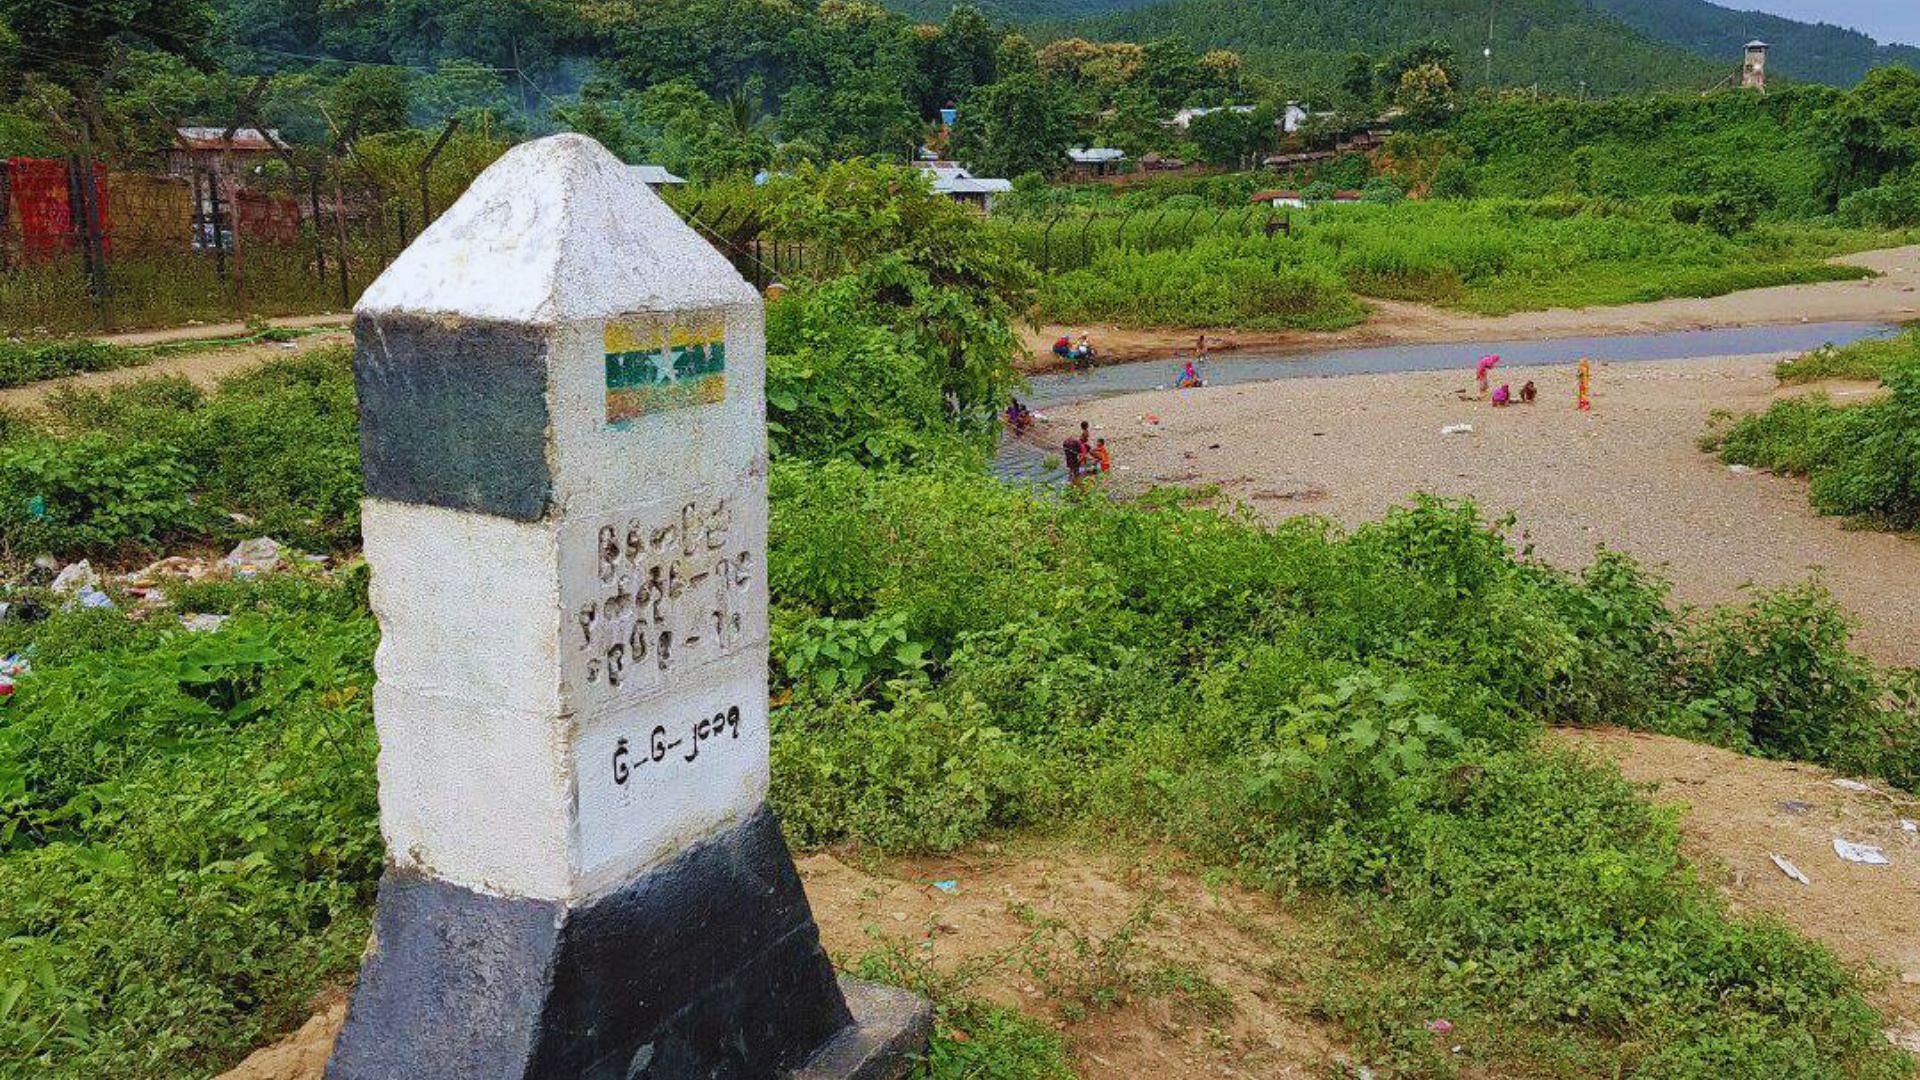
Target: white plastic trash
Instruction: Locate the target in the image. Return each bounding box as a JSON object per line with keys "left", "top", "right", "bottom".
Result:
{"left": 1769, "top": 853, "right": 1811, "bottom": 885}
{"left": 225, "top": 537, "right": 283, "bottom": 573}
{"left": 50, "top": 560, "right": 97, "bottom": 594}
{"left": 1833, "top": 838, "right": 1890, "bottom": 865}
{"left": 1441, "top": 423, "right": 1474, "bottom": 436}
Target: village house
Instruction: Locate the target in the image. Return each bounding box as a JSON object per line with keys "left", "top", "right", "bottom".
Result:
{"left": 628, "top": 164, "right": 687, "bottom": 189}
{"left": 165, "top": 127, "right": 289, "bottom": 179}
{"left": 1165, "top": 104, "right": 1256, "bottom": 130}
{"left": 920, "top": 162, "right": 1012, "bottom": 213}
{"left": 1065, "top": 147, "right": 1126, "bottom": 179}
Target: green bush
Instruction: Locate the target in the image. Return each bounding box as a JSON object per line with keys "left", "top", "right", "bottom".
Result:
{"left": 0, "top": 576, "right": 380, "bottom": 1077}
{"left": 1777, "top": 329, "right": 1920, "bottom": 384}
{"left": 1839, "top": 168, "right": 1920, "bottom": 228}
{"left": 1713, "top": 353, "right": 1920, "bottom": 529}
{"left": 0, "top": 340, "right": 141, "bottom": 388}
{"left": 764, "top": 464, "right": 1914, "bottom": 1078}
{"left": 0, "top": 350, "right": 363, "bottom": 558}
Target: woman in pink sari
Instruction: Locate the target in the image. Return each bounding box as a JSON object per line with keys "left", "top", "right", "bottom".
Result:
{"left": 1475, "top": 354, "right": 1501, "bottom": 397}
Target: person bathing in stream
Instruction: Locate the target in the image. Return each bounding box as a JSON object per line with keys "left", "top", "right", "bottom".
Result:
{"left": 1072, "top": 332, "right": 1096, "bottom": 372}
{"left": 1175, "top": 359, "right": 1204, "bottom": 388}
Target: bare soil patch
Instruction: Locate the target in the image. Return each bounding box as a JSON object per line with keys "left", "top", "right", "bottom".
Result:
{"left": 1060, "top": 353, "right": 1920, "bottom": 666}
{"left": 218, "top": 841, "right": 1348, "bottom": 1080}
{"left": 801, "top": 841, "right": 1344, "bottom": 1079}
{"left": 1560, "top": 727, "right": 1920, "bottom": 1054}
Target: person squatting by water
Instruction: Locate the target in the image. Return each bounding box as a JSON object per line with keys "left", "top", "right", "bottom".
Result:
{"left": 1054, "top": 332, "right": 1097, "bottom": 372}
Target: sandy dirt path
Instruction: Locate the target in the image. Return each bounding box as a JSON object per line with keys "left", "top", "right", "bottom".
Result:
{"left": 0, "top": 329, "right": 350, "bottom": 412}
{"left": 1048, "top": 353, "right": 1920, "bottom": 666}
{"left": 1560, "top": 727, "right": 1920, "bottom": 1055}
{"left": 1022, "top": 245, "right": 1920, "bottom": 370}
{"left": 92, "top": 313, "right": 351, "bottom": 348}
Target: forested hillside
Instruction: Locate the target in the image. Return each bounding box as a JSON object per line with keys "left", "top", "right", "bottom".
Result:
{"left": 1582, "top": 0, "right": 1920, "bottom": 88}
{"left": 1072, "top": 0, "right": 1718, "bottom": 95}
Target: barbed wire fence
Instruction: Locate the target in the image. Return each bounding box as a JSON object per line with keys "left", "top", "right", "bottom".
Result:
{"left": 0, "top": 107, "right": 474, "bottom": 337}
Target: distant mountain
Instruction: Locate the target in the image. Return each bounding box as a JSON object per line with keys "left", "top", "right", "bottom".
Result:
{"left": 1579, "top": 0, "right": 1920, "bottom": 87}
{"left": 888, "top": 0, "right": 1915, "bottom": 92}
{"left": 1070, "top": 0, "right": 1719, "bottom": 96}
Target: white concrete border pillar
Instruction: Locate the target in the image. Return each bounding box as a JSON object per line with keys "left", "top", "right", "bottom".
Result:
{"left": 327, "top": 133, "right": 927, "bottom": 1080}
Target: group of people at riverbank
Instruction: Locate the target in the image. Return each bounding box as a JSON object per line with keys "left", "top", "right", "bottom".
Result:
{"left": 1476, "top": 354, "right": 1591, "bottom": 411}
{"left": 1061, "top": 420, "right": 1110, "bottom": 484}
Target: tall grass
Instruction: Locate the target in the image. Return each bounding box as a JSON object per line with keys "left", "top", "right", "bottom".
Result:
{"left": 1023, "top": 198, "right": 1889, "bottom": 328}
{"left": 1036, "top": 236, "right": 1367, "bottom": 331}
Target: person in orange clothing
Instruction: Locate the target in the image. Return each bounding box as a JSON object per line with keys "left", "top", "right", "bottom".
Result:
{"left": 1577, "top": 357, "right": 1592, "bottom": 412}
{"left": 1093, "top": 437, "right": 1112, "bottom": 473}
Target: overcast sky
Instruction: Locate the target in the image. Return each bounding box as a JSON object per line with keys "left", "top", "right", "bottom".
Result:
{"left": 1721, "top": 1, "right": 1920, "bottom": 46}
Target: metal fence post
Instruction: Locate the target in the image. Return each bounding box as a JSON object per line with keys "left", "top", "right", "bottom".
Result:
{"left": 308, "top": 169, "right": 328, "bottom": 297}
{"left": 417, "top": 117, "right": 460, "bottom": 227}
{"left": 205, "top": 168, "right": 229, "bottom": 284}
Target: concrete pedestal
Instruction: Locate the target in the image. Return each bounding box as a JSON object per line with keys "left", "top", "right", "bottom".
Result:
{"left": 325, "top": 133, "right": 929, "bottom": 1079}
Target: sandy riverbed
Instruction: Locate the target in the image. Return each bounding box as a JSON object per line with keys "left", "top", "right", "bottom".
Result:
{"left": 1042, "top": 352, "right": 1920, "bottom": 667}
{"left": 1021, "top": 245, "right": 1920, "bottom": 370}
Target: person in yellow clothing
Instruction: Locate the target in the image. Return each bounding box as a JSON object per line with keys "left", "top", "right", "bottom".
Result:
{"left": 1576, "top": 357, "right": 1592, "bottom": 412}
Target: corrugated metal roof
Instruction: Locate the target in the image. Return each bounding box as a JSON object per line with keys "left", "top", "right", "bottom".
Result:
{"left": 1068, "top": 148, "right": 1125, "bottom": 163}
{"left": 174, "top": 127, "right": 287, "bottom": 152}
{"left": 922, "top": 164, "right": 1010, "bottom": 194}
{"left": 629, "top": 164, "right": 687, "bottom": 185}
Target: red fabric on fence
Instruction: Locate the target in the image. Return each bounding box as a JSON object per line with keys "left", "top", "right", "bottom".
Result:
{"left": 4, "top": 158, "right": 109, "bottom": 264}
{"left": 232, "top": 187, "right": 300, "bottom": 246}
{"left": 7, "top": 158, "right": 72, "bottom": 263}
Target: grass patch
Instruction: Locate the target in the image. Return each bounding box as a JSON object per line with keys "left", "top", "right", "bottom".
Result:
{"left": 1777, "top": 326, "right": 1920, "bottom": 384}
{"left": 1022, "top": 198, "right": 1898, "bottom": 329}
{"left": 1035, "top": 236, "right": 1367, "bottom": 331}
{"left": 1707, "top": 351, "right": 1920, "bottom": 536}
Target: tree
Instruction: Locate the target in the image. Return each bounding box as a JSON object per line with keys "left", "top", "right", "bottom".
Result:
{"left": 1815, "top": 66, "right": 1920, "bottom": 210}
{"left": 1139, "top": 36, "right": 1202, "bottom": 110}
{"left": 777, "top": 0, "right": 919, "bottom": 159}
{"left": 1188, "top": 105, "right": 1269, "bottom": 167}
{"left": 1393, "top": 62, "right": 1456, "bottom": 130}
{"left": 328, "top": 66, "right": 411, "bottom": 136}
{"left": 950, "top": 72, "right": 1073, "bottom": 179}
{"left": 0, "top": 0, "right": 216, "bottom": 141}
{"left": 761, "top": 160, "right": 1034, "bottom": 430}
{"left": 937, "top": 5, "right": 998, "bottom": 104}
{"left": 1339, "top": 52, "right": 1376, "bottom": 107}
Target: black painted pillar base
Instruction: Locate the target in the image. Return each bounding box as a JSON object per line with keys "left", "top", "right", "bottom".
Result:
{"left": 326, "top": 804, "right": 930, "bottom": 1079}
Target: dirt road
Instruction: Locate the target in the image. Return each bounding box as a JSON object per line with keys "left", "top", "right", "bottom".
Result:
{"left": 1052, "top": 353, "right": 1920, "bottom": 666}
{"left": 0, "top": 329, "right": 350, "bottom": 412}
{"left": 1023, "top": 245, "right": 1920, "bottom": 369}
